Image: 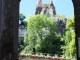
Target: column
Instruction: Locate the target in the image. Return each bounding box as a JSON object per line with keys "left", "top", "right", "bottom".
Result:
{"left": 72, "top": 0, "right": 80, "bottom": 60}
{"left": 0, "top": 0, "right": 20, "bottom": 60}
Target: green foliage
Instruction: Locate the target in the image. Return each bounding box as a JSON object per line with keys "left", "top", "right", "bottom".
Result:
{"left": 19, "top": 12, "right": 26, "bottom": 21}
{"left": 18, "top": 38, "right": 25, "bottom": 52}
{"left": 23, "top": 21, "right": 27, "bottom": 29}
{"left": 18, "top": 13, "right": 26, "bottom": 52}
{"left": 37, "top": 34, "right": 63, "bottom": 54}
{"left": 61, "top": 15, "right": 76, "bottom": 58}
{"left": 24, "top": 32, "right": 28, "bottom": 45}
{"left": 66, "top": 16, "right": 75, "bottom": 30}
{"left": 23, "top": 14, "right": 63, "bottom": 55}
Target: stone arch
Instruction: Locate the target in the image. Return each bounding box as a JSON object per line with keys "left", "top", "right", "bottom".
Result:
{"left": 72, "top": 0, "right": 80, "bottom": 60}
{"left": 0, "top": 0, "right": 80, "bottom": 60}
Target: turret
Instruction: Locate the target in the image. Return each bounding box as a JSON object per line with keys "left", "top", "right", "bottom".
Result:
{"left": 49, "top": 1, "right": 56, "bottom": 15}
{"left": 50, "top": 1, "right": 53, "bottom": 7}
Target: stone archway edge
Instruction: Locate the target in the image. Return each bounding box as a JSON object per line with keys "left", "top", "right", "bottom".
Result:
{"left": 0, "top": 0, "right": 80, "bottom": 60}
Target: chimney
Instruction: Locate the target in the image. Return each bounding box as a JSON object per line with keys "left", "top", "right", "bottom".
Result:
{"left": 37, "top": 0, "right": 42, "bottom": 5}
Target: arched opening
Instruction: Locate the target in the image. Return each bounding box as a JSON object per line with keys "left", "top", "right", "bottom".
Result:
{"left": 0, "top": 0, "right": 80, "bottom": 60}
{"left": 19, "top": 0, "right": 77, "bottom": 59}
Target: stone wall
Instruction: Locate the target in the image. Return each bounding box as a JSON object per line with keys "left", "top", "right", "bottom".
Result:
{"left": 19, "top": 56, "right": 72, "bottom": 60}
{"left": 0, "top": 0, "right": 20, "bottom": 60}
{"left": 35, "top": 1, "right": 56, "bottom": 16}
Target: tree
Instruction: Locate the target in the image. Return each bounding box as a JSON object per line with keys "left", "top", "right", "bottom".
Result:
{"left": 18, "top": 13, "right": 26, "bottom": 52}
{"left": 22, "top": 14, "right": 63, "bottom": 55}
{"left": 23, "top": 21, "right": 27, "bottom": 29}
{"left": 61, "top": 15, "right": 76, "bottom": 58}
{"left": 19, "top": 12, "right": 26, "bottom": 21}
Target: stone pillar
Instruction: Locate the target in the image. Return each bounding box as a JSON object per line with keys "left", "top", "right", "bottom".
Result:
{"left": 0, "top": 0, "right": 20, "bottom": 60}
{"left": 0, "top": 0, "right": 2, "bottom": 36}
{"left": 72, "top": 0, "right": 80, "bottom": 60}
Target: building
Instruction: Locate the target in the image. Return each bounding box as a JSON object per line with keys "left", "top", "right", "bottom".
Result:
{"left": 35, "top": 1, "right": 56, "bottom": 18}
{"left": 35, "top": 0, "right": 67, "bottom": 36}
{"left": 18, "top": 22, "right": 27, "bottom": 44}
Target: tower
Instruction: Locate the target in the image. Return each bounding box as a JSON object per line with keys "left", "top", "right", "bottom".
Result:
{"left": 35, "top": 0, "right": 42, "bottom": 15}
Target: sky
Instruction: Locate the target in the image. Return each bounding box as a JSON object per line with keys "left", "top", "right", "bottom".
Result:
{"left": 20, "top": 0, "right": 74, "bottom": 20}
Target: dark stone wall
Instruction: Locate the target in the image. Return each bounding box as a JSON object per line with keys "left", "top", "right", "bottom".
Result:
{"left": 0, "top": 0, "right": 79, "bottom": 60}
{"left": 0, "top": 0, "right": 2, "bottom": 36}
{"left": 35, "top": 6, "right": 42, "bottom": 14}
{"left": 0, "top": 0, "right": 20, "bottom": 60}
{"left": 72, "top": 0, "right": 80, "bottom": 60}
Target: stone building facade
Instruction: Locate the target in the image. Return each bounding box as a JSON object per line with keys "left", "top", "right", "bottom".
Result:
{"left": 35, "top": 1, "right": 56, "bottom": 17}
{"left": 35, "top": 1, "right": 67, "bottom": 36}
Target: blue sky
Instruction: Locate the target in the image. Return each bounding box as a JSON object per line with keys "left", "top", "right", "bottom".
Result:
{"left": 20, "top": 0, "right": 74, "bottom": 20}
